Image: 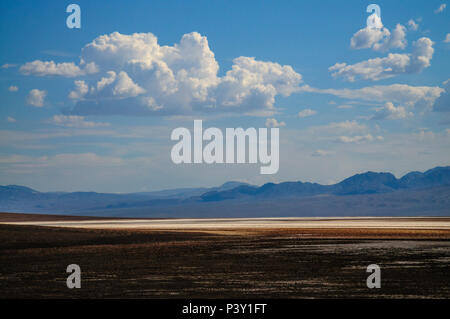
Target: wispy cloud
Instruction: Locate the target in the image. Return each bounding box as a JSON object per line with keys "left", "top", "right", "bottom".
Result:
{"left": 1, "top": 63, "right": 18, "bottom": 69}
{"left": 20, "top": 60, "right": 98, "bottom": 77}
{"left": 50, "top": 115, "right": 110, "bottom": 128}
{"left": 311, "top": 149, "right": 334, "bottom": 157}
{"left": 444, "top": 34, "right": 450, "bottom": 43}
{"left": 335, "top": 134, "right": 383, "bottom": 144}
{"left": 435, "top": 3, "right": 446, "bottom": 13}
{"left": 297, "top": 109, "right": 316, "bottom": 118}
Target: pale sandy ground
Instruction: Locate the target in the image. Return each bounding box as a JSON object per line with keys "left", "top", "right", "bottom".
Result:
{"left": 2, "top": 216, "right": 450, "bottom": 230}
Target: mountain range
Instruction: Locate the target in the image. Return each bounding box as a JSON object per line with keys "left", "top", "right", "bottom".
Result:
{"left": 200, "top": 166, "right": 450, "bottom": 201}
{"left": 1, "top": 166, "right": 449, "bottom": 217}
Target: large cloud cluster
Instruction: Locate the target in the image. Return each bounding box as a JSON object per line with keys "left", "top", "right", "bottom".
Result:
{"left": 334, "top": 16, "right": 435, "bottom": 82}
{"left": 21, "top": 32, "right": 302, "bottom": 116}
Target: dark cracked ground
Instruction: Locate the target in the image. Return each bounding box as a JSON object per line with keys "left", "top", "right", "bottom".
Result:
{"left": 1, "top": 218, "right": 450, "bottom": 298}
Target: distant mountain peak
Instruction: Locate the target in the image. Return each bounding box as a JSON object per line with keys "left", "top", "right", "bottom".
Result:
{"left": 399, "top": 166, "right": 450, "bottom": 188}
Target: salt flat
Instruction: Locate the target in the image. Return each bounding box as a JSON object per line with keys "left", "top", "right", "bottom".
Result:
{"left": 2, "top": 216, "right": 450, "bottom": 230}
{"left": 1, "top": 215, "right": 450, "bottom": 298}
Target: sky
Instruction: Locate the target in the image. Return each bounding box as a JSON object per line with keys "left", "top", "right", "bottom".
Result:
{"left": 0, "top": 0, "right": 449, "bottom": 193}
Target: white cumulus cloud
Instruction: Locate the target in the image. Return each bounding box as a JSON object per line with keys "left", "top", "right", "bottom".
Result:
{"left": 26, "top": 89, "right": 47, "bottom": 107}
{"left": 112, "top": 71, "right": 146, "bottom": 97}
{"left": 8, "top": 85, "right": 18, "bottom": 92}
{"left": 265, "top": 118, "right": 286, "bottom": 128}
{"left": 350, "top": 24, "right": 407, "bottom": 52}
{"left": 299, "top": 83, "right": 443, "bottom": 110}
{"left": 330, "top": 37, "right": 434, "bottom": 81}
{"left": 50, "top": 31, "right": 303, "bottom": 116}
{"left": 372, "top": 102, "right": 413, "bottom": 120}
{"left": 407, "top": 19, "right": 419, "bottom": 31}
{"left": 20, "top": 60, "right": 98, "bottom": 77}
{"left": 68, "top": 80, "right": 89, "bottom": 99}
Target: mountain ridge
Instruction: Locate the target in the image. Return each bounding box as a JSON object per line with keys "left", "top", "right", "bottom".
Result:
{"left": 200, "top": 166, "right": 450, "bottom": 201}
{"left": 1, "top": 166, "right": 449, "bottom": 216}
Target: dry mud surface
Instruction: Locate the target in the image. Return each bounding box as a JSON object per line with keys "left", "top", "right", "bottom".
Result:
{"left": 1, "top": 213, "right": 449, "bottom": 298}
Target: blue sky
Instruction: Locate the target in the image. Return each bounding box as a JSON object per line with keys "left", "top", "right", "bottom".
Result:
{"left": 0, "top": 0, "right": 449, "bottom": 192}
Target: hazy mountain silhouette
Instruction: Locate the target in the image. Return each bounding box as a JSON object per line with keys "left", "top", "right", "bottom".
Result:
{"left": 133, "top": 181, "right": 251, "bottom": 198}
{"left": 200, "top": 166, "right": 450, "bottom": 201}
{"left": 1, "top": 166, "right": 449, "bottom": 217}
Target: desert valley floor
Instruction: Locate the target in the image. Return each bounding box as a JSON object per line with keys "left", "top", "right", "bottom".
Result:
{"left": 1, "top": 213, "right": 450, "bottom": 298}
